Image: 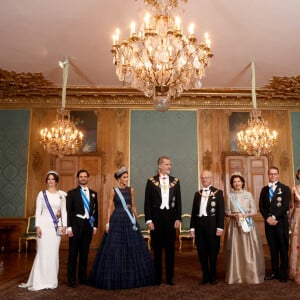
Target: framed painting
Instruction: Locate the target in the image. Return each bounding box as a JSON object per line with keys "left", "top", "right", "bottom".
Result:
{"left": 229, "top": 112, "right": 249, "bottom": 151}
{"left": 70, "top": 111, "right": 97, "bottom": 154}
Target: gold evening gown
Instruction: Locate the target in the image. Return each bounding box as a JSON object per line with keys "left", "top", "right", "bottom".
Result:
{"left": 224, "top": 191, "right": 265, "bottom": 284}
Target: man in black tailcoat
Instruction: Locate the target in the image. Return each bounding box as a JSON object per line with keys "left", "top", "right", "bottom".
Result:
{"left": 259, "top": 166, "right": 291, "bottom": 282}
{"left": 144, "top": 156, "right": 182, "bottom": 285}
{"left": 67, "top": 169, "right": 98, "bottom": 288}
{"left": 190, "top": 170, "right": 224, "bottom": 285}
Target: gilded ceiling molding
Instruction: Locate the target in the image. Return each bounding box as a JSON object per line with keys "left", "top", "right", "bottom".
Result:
{"left": 0, "top": 68, "right": 52, "bottom": 96}
{"left": 263, "top": 76, "right": 300, "bottom": 97}
{"left": 0, "top": 69, "right": 299, "bottom": 110}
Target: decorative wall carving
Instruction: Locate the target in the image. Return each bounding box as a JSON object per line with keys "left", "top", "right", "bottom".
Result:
{"left": 279, "top": 151, "right": 290, "bottom": 171}
{"left": 114, "top": 109, "right": 127, "bottom": 127}
{"left": 32, "top": 152, "right": 43, "bottom": 173}
{"left": 114, "top": 151, "right": 124, "bottom": 168}
{"left": 202, "top": 150, "right": 213, "bottom": 170}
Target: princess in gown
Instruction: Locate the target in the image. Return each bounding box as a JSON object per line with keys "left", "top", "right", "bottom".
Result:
{"left": 18, "top": 171, "right": 67, "bottom": 291}
{"left": 224, "top": 173, "right": 265, "bottom": 284}
{"left": 289, "top": 169, "right": 300, "bottom": 283}
{"left": 89, "top": 167, "right": 155, "bottom": 289}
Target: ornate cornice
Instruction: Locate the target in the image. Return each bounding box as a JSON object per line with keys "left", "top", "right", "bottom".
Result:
{"left": 0, "top": 68, "right": 52, "bottom": 96}
{"left": 263, "top": 76, "right": 300, "bottom": 97}
{"left": 0, "top": 69, "right": 299, "bottom": 110}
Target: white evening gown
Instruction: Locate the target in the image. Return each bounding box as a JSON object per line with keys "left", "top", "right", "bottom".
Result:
{"left": 19, "top": 190, "right": 67, "bottom": 291}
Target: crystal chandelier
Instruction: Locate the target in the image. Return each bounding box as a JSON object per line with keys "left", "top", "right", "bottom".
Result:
{"left": 237, "top": 62, "right": 278, "bottom": 157}
{"left": 111, "top": 0, "right": 213, "bottom": 111}
{"left": 40, "top": 58, "right": 83, "bottom": 157}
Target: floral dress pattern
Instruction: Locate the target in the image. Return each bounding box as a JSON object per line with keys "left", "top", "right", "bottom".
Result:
{"left": 289, "top": 186, "right": 300, "bottom": 283}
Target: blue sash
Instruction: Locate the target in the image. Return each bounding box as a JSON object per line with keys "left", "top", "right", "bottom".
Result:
{"left": 114, "top": 187, "right": 137, "bottom": 231}
{"left": 80, "top": 188, "right": 94, "bottom": 228}
{"left": 231, "top": 192, "right": 253, "bottom": 228}
{"left": 42, "top": 190, "right": 59, "bottom": 231}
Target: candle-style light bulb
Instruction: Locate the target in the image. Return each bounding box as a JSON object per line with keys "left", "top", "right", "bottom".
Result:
{"left": 144, "top": 12, "right": 150, "bottom": 29}
{"left": 131, "top": 21, "right": 136, "bottom": 35}
{"left": 189, "top": 23, "right": 195, "bottom": 36}
{"left": 175, "top": 17, "right": 181, "bottom": 31}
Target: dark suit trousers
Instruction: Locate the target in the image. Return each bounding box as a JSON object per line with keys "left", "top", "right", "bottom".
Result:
{"left": 68, "top": 217, "right": 93, "bottom": 283}
{"left": 195, "top": 216, "right": 220, "bottom": 281}
{"left": 151, "top": 208, "right": 176, "bottom": 283}
{"left": 265, "top": 222, "right": 289, "bottom": 276}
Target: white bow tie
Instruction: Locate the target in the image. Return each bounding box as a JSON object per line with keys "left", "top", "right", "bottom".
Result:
{"left": 268, "top": 183, "right": 276, "bottom": 188}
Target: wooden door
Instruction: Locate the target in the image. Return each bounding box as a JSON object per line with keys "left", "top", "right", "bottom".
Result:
{"left": 225, "top": 155, "right": 269, "bottom": 244}
{"left": 56, "top": 156, "right": 102, "bottom": 249}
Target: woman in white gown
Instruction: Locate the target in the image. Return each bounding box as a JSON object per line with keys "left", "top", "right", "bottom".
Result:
{"left": 19, "top": 170, "right": 67, "bottom": 291}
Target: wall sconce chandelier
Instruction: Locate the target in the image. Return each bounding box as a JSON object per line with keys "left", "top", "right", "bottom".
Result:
{"left": 237, "top": 62, "right": 278, "bottom": 157}
{"left": 111, "top": 0, "right": 213, "bottom": 111}
{"left": 40, "top": 58, "right": 83, "bottom": 157}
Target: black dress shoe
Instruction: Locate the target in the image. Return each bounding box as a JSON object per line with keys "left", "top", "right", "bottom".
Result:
{"left": 68, "top": 282, "right": 77, "bottom": 288}
{"left": 199, "top": 278, "right": 210, "bottom": 285}
{"left": 264, "top": 274, "right": 278, "bottom": 280}
{"left": 210, "top": 280, "right": 218, "bottom": 285}
{"left": 166, "top": 280, "right": 175, "bottom": 285}
{"left": 154, "top": 280, "right": 162, "bottom": 286}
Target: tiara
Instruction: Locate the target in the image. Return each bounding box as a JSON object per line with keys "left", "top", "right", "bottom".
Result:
{"left": 47, "top": 170, "right": 59, "bottom": 176}
{"left": 231, "top": 171, "right": 242, "bottom": 176}
{"left": 115, "top": 166, "right": 128, "bottom": 177}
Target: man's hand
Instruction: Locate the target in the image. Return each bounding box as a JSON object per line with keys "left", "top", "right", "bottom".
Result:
{"left": 266, "top": 216, "right": 278, "bottom": 226}
{"left": 147, "top": 222, "right": 155, "bottom": 231}
{"left": 216, "top": 228, "right": 223, "bottom": 236}
{"left": 174, "top": 220, "right": 181, "bottom": 229}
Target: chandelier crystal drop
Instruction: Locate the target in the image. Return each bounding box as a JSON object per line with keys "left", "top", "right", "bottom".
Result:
{"left": 111, "top": 0, "right": 213, "bottom": 111}
{"left": 39, "top": 57, "right": 83, "bottom": 157}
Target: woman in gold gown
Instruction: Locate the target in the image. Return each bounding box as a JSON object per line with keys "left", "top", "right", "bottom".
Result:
{"left": 289, "top": 169, "right": 300, "bottom": 283}
{"left": 224, "top": 173, "right": 265, "bottom": 284}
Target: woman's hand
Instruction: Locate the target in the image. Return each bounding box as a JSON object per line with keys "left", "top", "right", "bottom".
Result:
{"left": 36, "top": 227, "right": 42, "bottom": 238}
{"left": 61, "top": 226, "right": 67, "bottom": 235}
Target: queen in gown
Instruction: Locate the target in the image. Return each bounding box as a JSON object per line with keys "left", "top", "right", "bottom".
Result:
{"left": 18, "top": 171, "right": 67, "bottom": 291}
{"left": 289, "top": 169, "right": 300, "bottom": 283}
{"left": 89, "top": 167, "right": 155, "bottom": 289}
{"left": 224, "top": 173, "right": 265, "bottom": 284}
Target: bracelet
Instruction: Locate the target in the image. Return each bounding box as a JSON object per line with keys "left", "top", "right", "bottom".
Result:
{"left": 105, "top": 223, "right": 109, "bottom": 227}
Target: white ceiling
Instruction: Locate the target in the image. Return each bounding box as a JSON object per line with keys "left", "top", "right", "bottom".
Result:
{"left": 1, "top": 0, "right": 299, "bottom": 89}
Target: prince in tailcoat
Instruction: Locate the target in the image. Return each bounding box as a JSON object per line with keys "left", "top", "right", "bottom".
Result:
{"left": 144, "top": 156, "right": 182, "bottom": 285}
{"left": 67, "top": 170, "right": 98, "bottom": 287}
{"left": 190, "top": 170, "right": 224, "bottom": 285}
{"left": 259, "top": 167, "right": 291, "bottom": 281}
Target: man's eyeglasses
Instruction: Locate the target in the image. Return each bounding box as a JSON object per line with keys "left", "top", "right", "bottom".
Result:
{"left": 268, "top": 173, "right": 279, "bottom": 176}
